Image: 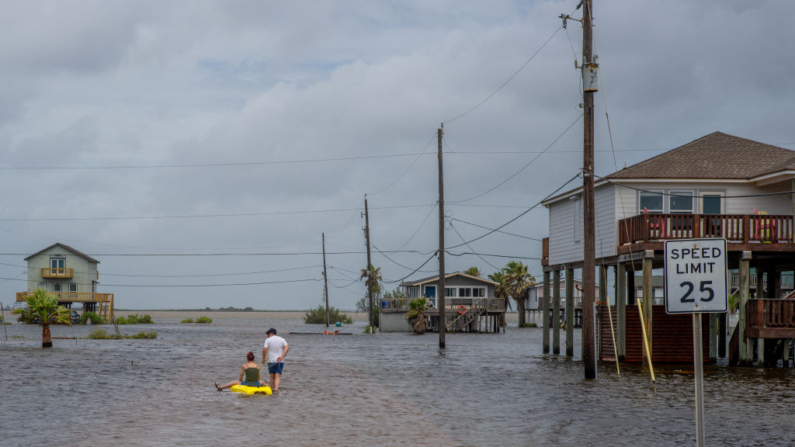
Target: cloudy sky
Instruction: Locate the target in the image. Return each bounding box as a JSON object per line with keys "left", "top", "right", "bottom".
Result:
{"left": 1, "top": 0, "right": 793, "bottom": 310}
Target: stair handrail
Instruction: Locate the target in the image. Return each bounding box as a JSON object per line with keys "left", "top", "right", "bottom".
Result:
{"left": 446, "top": 297, "right": 487, "bottom": 330}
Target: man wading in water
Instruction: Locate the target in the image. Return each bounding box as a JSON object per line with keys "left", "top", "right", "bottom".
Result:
{"left": 262, "top": 328, "right": 289, "bottom": 392}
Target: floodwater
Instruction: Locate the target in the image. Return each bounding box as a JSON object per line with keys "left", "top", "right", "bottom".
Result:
{"left": 1, "top": 314, "right": 794, "bottom": 446}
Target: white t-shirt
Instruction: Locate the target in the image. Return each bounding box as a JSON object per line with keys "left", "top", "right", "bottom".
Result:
{"left": 264, "top": 335, "right": 288, "bottom": 363}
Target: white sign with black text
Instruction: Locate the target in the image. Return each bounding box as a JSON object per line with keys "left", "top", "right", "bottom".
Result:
{"left": 664, "top": 239, "right": 728, "bottom": 314}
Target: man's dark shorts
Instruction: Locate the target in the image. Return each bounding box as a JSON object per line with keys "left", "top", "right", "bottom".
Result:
{"left": 268, "top": 362, "right": 285, "bottom": 375}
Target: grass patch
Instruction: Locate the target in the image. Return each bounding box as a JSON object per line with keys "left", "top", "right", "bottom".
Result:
{"left": 521, "top": 323, "right": 538, "bottom": 328}
{"left": 114, "top": 314, "right": 153, "bottom": 325}
{"left": 87, "top": 328, "right": 158, "bottom": 340}
{"left": 362, "top": 325, "right": 377, "bottom": 334}
{"left": 180, "top": 318, "right": 195, "bottom": 323}
{"left": 195, "top": 316, "right": 212, "bottom": 324}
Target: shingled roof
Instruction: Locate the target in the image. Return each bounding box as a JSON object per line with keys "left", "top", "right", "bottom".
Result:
{"left": 24, "top": 243, "right": 100, "bottom": 264}
{"left": 606, "top": 132, "right": 795, "bottom": 180}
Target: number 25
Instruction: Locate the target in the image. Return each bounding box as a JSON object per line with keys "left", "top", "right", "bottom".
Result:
{"left": 680, "top": 280, "right": 714, "bottom": 303}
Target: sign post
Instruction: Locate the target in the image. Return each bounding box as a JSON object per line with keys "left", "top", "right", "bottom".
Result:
{"left": 664, "top": 238, "right": 728, "bottom": 447}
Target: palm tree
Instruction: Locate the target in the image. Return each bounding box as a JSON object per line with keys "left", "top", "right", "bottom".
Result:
{"left": 464, "top": 267, "right": 481, "bottom": 278}
{"left": 14, "top": 288, "right": 71, "bottom": 348}
{"left": 502, "top": 261, "right": 536, "bottom": 327}
{"left": 488, "top": 271, "right": 510, "bottom": 307}
{"left": 405, "top": 297, "right": 430, "bottom": 334}
{"left": 360, "top": 265, "right": 382, "bottom": 330}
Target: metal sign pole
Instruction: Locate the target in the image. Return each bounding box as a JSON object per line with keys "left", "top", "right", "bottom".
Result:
{"left": 693, "top": 313, "right": 705, "bottom": 447}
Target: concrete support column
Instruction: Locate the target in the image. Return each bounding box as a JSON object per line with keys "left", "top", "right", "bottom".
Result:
{"left": 642, "top": 251, "right": 654, "bottom": 362}
{"left": 739, "top": 251, "right": 752, "bottom": 366}
{"left": 542, "top": 271, "right": 550, "bottom": 354}
{"left": 565, "top": 268, "right": 574, "bottom": 356}
{"left": 616, "top": 262, "right": 627, "bottom": 362}
{"left": 552, "top": 269, "right": 561, "bottom": 355}
{"left": 709, "top": 314, "right": 718, "bottom": 363}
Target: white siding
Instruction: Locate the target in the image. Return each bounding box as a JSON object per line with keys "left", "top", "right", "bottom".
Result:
{"left": 548, "top": 184, "right": 616, "bottom": 265}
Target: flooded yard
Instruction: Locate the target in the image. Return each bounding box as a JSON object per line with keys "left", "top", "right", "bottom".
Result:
{"left": 1, "top": 314, "right": 793, "bottom": 446}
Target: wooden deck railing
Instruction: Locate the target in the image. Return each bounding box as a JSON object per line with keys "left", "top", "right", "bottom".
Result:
{"left": 41, "top": 268, "right": 74, "bottom": 278}
{"left": 17, "top": 292, "right": 113, "bottom": 303}
{"left": 618, "top": 214, "right": 794, "bottom": 245}
{"left": 745, "top": 299, "right": 795, "bottom": 339}
{"left": 381, "top": 297, "right": 505, "bottom": 313}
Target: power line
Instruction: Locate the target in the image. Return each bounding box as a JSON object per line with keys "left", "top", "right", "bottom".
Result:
{"left": 0, "top": 204, "right": 434, "bottom": 222}
{"left": 372, "top": 243, "right": 436, "bottom": 273}
{"left": 444, "top": 251, "right": 540, "bottom": 260}
{"left": 382, "top": 252, "right": 439, "bottom": 284}
{"left": 0, "top": 249, "right": 437, "bottom": 257}
{"left": 446, "top": 172, "right": 582, "bottom": 250}
{"left": 0, "top": 261, "right": 324, "bottom": 278}
{"left": 396, "top": 204, "right": 437, "bottom": 251}
{"left": 0, "top": 275, "right": 322, "bottom": 288}
{"left": 368, "top": 133, "right": 436, "bottom": 196}
{"left": 449, "top": 221, "right": 501, "bottom": 270}
{"left": 444, "top": 25, "right": 563, "bottom": 124}
{"left": 0, "top": 153, "right": 433, "bottom": 171}
{"left": 448, "top": 114, "right": 582, "bottom": 204}
{"left": 450, "top": 217, "right": 542, "bottom": 241}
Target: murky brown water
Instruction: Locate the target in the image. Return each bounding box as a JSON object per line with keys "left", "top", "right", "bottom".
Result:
{"left": 1, "top": 316, "right": 794, "bottom": 446}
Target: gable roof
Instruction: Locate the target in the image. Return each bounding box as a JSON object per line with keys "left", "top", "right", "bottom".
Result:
{"left": 401, "top": 272, "right": 498, "bottom": 287}
{"left": 24, "top": 243, "right": 100, "bottom": 264}
{"left": 606, "top": 132, "right": 795, "bottom": 180}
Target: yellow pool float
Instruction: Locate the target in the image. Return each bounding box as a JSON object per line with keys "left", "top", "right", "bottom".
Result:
{"left": 230, "top": 384, "right": 272, "bottom": 395}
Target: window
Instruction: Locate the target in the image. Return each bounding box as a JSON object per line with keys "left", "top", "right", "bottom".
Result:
{"left": 669, "top": 190, "right": 694, "bottom": 213}
{"left": 54, "top": 283, "right": 62, "bottom": 293}
{"left": 639, "top": 191, "right": 663, "bottom": 213}
{"left": 459, "top": 288, "right": 472, "bottom": 297}
{"left": 473, "top": 288, "right": 486, "bottom": 298}
{"left": 424, "top": 286, "right": 436, "bottom": 298}
{"left": 445, "top": 288, "right": 457, "bottom": 297}
{"left": 69, "top": 283, "right": 77, "bottom": 293}
{"left": 50, "top": 256, "right": 65, "bottom": 269}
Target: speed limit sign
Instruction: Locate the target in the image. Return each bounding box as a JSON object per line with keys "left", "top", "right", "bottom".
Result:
{"left": 664, "top": 239, "right": 728, "bottom": 314}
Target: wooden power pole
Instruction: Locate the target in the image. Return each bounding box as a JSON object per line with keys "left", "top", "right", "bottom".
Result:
{"left": 581, "top": 0, "right": 597, "bottom": 379}
{"left": 322, "top": 232, "right": 329, "bottom": 327}
{"left": 438, "top": 125, "right": 446, "bottom": 348}
{"left": 364, "top": 196, "right": 375, "bottom": 331}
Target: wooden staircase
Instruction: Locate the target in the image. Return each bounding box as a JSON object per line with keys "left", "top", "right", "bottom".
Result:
{"left": 447, "top": 300, "right": 486, "bottom": 332}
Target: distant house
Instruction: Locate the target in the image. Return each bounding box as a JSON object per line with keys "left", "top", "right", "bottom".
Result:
{"left": 379, "top": 272, "right": 506, "bottom": 333}
{"left": 17, "top": 243, "right": 114, "bottom": 321}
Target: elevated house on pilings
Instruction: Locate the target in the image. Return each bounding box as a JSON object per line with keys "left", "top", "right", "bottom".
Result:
{"left": 540, "top": 132, "right": 795, "bottom": 367}
{"left": 379, "top": 272, "right": 506, "bottom": 333}
{"left": 16, "top": 243, "right": 115, "bottom": 322}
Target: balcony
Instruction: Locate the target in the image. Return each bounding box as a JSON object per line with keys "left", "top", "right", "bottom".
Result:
{"left": 41, "top": 267, "right": 74, "bottom": 278}
{"left": 618, "top": 214, "right": 795, "bottom": 252}
{"left": 745, "top": 299, "right": 795, "bottom": 339}
{"left": 16, "top": 291, "right": 112, "bottom": 303}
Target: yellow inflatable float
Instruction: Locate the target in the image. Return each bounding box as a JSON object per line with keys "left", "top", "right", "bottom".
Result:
{"left": 230, "top": 384, "right": 272, "bottom": 395}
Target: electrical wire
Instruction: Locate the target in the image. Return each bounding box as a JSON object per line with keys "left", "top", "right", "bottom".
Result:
{"left": 449, "top": 221, "right": 501, "bottom": 270}
{"left": 448, "top": 114, "right": 582, "bottom": 204}
{"left": 368, "top": 133, "right": 436, "bottom": 196}
{"left": 396, "top": 204, "right": 437, "bottom": 251}
{"left": 0, "top": 275, "right": 322, "bottom": 288}
{"left": 443, "top": 25, "right": 563, "bottom": 124}
{"left": 372, "top": 243, "right": 436, "bottom": 273}
{"left": 450, "top": 218, "right": 542, "bottom": 241}
{"left": 381, "top": 252, "right": 439, "bottom": 284}
{"left": 0, "top": 261, "right": 324, "bottom": 278}
{"left": 0, "top": 204, "right": 434, "bottom": 222}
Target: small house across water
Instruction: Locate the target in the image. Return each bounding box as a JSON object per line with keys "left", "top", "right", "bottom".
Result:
{"left": 379, "top": 272, "right": 506, "bottom": 333}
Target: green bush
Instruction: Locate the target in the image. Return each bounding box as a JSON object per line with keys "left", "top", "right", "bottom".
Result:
{"left": 304, "top": 305, "right": 353, "bottom": 325}
{"left": 180, "top": 318, "right": 195, "bottom": 323}
{"left": 195, "top": 316, "right": 213, "bottom": 324}
{"left": 115, "top": 314, "right": 153, "bottom": 325}
{"left": 362, "top": 325, "right": 377, "bottom": 334}
{"left": 128, "top": 331, "right": 157, "bottom": 339}
{"left": 80, "top": 311, "right": 105, "bottom": 325}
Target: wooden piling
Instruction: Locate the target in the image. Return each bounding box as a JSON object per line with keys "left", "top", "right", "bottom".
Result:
{"left": 738, "top": 252, "right": 751, "bottom": 366}
{"left": 565, "top": 267, "right": 574, "bottom": 357}
{"left": 553, "top": 269, "right": 561, "bottom": 355}
{"left": 642, "top": 251, "right": 654, "bottom": 361}
{"left": 542, "top": 271, "right": 550, "bottom": 354}
{"left": 709, "top": 314, "right": 718, "bottom": 362}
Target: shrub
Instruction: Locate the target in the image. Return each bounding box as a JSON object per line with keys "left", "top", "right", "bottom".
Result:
{"left": 88, "top": 328, "right": 119, "bottom": 339}
{"left": 195, "top": 316, "right": 213, "bottom": 324}
{"left": 115, "top": 314, "right": 153, "bottom": 325}
{"left": 128, "top": 331, "right": 157, "bottom": 339}
{"left": 362, "top": 325, "right": 377, "bottom": 334}
{"left": 304, "top": 305, "right": 353, "bottom": 325}
{"left": 180, "top": 318, "right": 195, "bottom": 324}
{"left": 521, "top": 323, "right": 538, "bottom": 328}
{"left": 80, "top": 312, "right": 105, "bottom": 325}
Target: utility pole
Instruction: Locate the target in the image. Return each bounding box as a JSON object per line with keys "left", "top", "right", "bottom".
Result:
{"left": 363, "top": 196, "right": 375, "bottom": 331}
{"left": 438, "top": 125, "right": 446, "bottom": 349}
{"left": 322, "top": 232, "right": 329, "bottom": 328}
{"left": 581, "top": 0, "right": 597, "bottom": 379}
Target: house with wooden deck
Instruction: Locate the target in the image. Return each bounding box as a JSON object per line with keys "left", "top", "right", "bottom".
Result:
{"left": 540, "top": 132, "right": 795, "bottom": 366}
{"left": 379, "top": 272, "right": 506, "bottom": 333}
{"left": 525, "top": 278, "right": 600, "bottom": 328}
{"left": 17, "top": 243, "right": 114, "bottom": 321}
